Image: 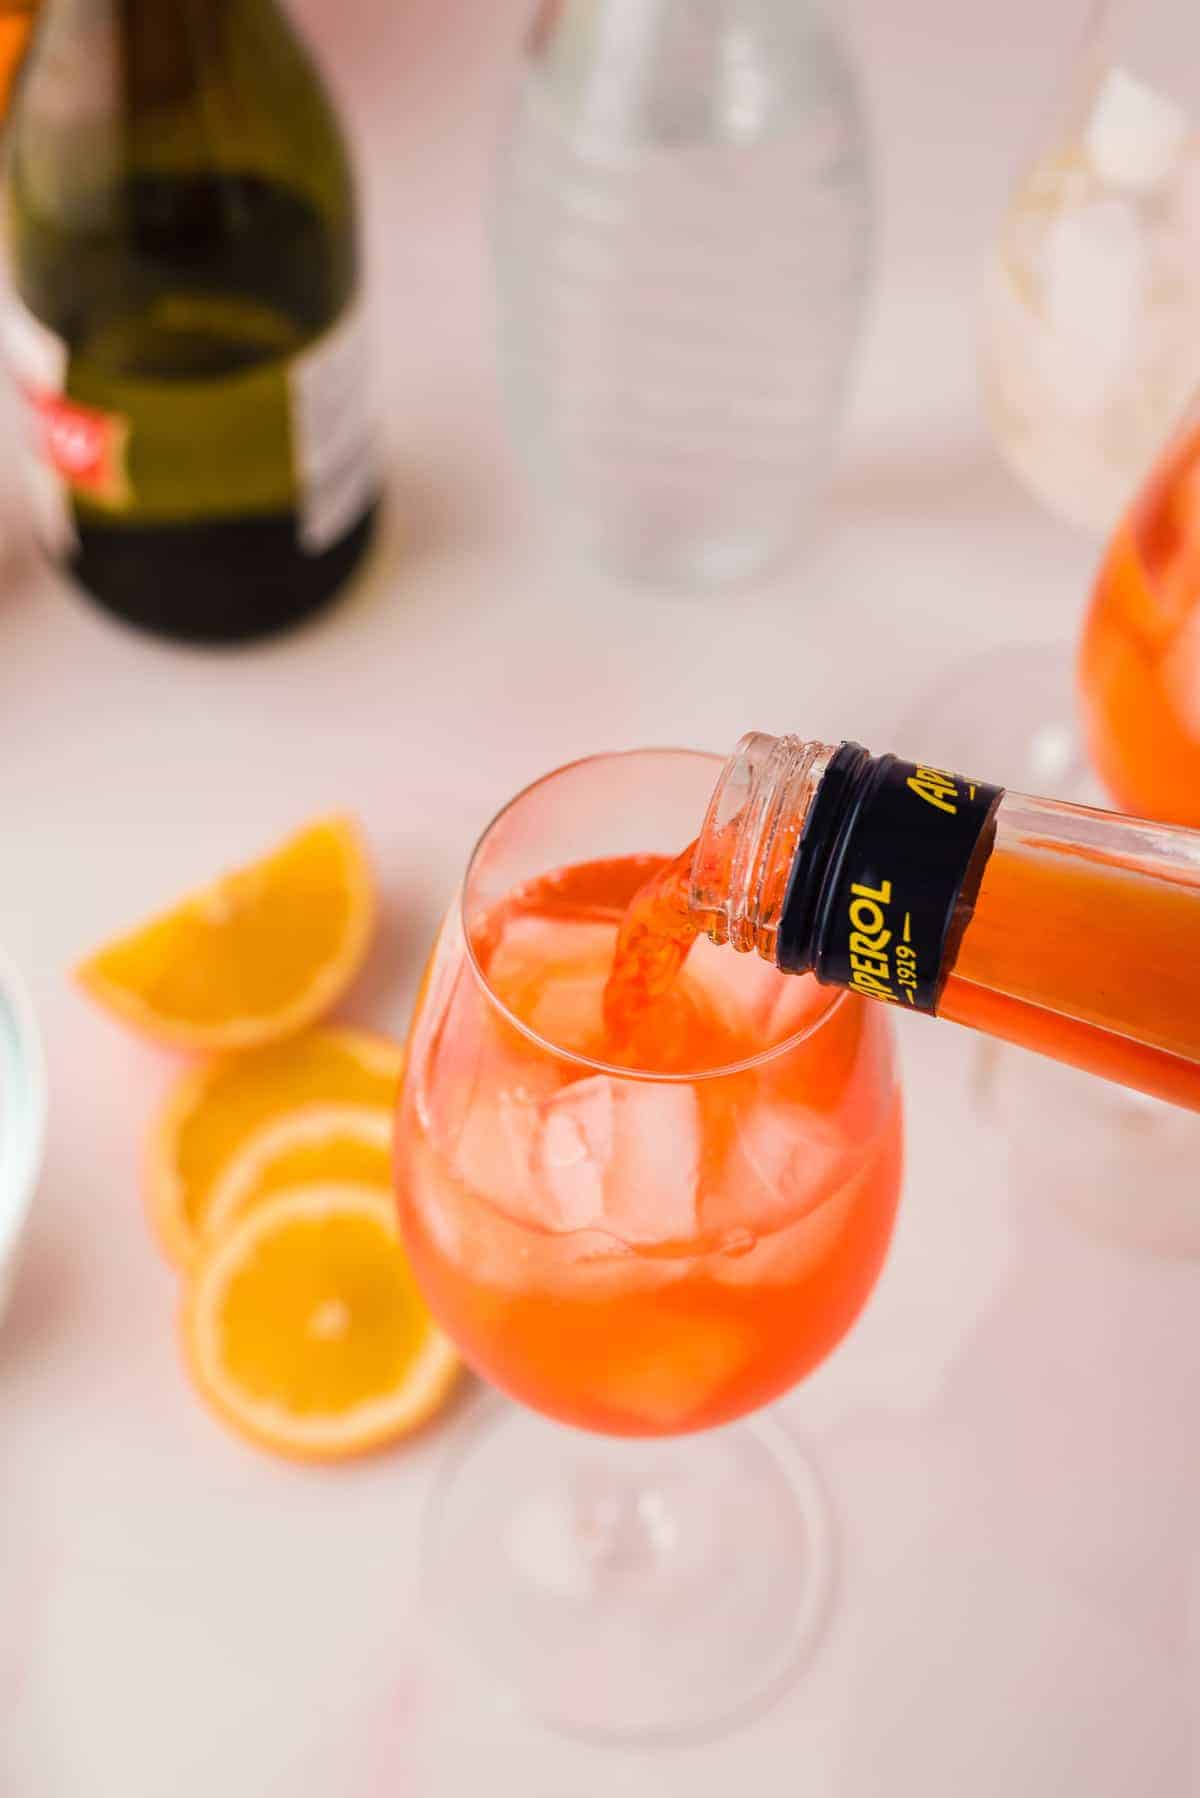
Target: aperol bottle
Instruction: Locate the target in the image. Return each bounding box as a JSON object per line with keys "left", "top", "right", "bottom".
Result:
{"left": 672, "top": 732, "right": 1200, "bottom": 1113}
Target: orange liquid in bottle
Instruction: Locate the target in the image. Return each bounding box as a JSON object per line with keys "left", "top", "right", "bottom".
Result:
{"left": 940, "top": 827, "right": 1200, "bottom": 1112}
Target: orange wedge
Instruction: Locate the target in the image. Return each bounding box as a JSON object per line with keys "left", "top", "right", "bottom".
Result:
{"left": 204, "top": 1104, "right": 393, "bottom": 1243}
{"left": 76, "top": 816, "right": 373, "bottom": 1052}
{"left": 146, "top": 1028, "right": 403, "bottom": 1268}
{"left": 182, "top": 1183, "right": 459, "bottom": 1463}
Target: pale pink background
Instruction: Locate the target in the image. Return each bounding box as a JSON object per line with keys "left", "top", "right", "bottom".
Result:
{"left": 2, "top": 0, "right": 1199, "bottom": 1792}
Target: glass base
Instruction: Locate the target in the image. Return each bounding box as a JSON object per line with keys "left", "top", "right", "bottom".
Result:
{"left": 421, "top": 1401, "right": 834, "bottom": 1742}
{"left": 897, "top": 644, "right": 1200, "bottom": 1260}
{"left": 540, "top": 488, "right": 816, "bottom": 594}
{"left": 554, "top": 522, "right": 802, "bottom": 593}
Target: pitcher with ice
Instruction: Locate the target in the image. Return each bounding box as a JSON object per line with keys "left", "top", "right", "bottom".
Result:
{"left": 394, "top": 748, "right": 903, "bottom": 1739}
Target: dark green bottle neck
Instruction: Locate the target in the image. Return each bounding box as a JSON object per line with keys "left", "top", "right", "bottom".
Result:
{"left": 114, "top": 0, "right": 290, "bottom": 111}
{"left": 25, "top": 0, "right": 298, "bottom": 115}
{"left": 9, "top": 0, "right": 358, "bottom": 336}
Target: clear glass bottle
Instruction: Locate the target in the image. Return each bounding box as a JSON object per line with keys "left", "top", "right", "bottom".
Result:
{"left": 493, "top": 0, "right": 874, "bottom": 589}
{"left": 689, "top": 732, "right": 1200, "bottom": 1111}
{"left": 979, "top": 0, "right": 1200, "bottom": 533}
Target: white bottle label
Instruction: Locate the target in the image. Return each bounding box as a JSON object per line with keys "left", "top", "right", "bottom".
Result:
{"left": 289, "top": 299, "right": 376, "bottom": 554}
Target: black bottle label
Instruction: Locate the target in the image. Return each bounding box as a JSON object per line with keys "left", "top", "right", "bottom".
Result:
{"left": 777, "top": 745, "right": 1004, "bottom": 1014}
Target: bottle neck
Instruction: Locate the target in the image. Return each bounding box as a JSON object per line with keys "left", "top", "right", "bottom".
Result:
{"left": 690, "top": 733, "right": 838, "bottom": 961}
{"left": 692, "top": 734, "right": 1005, "bottom": 1014}
{"left": 13, "top": 0, "right": 317, "bottom": 202}
{"left": 118, "top": 0, "right": 276, "bottom": 109}
{"left": 30, "top": 0, "right": 284, "bottom": 114}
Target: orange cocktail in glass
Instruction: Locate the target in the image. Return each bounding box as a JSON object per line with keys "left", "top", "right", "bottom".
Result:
{"left": 395, "top": 750, "right": 902, "bottom": 1737}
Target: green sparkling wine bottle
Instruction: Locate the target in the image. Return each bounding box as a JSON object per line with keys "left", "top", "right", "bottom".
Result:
{"left": 3, "top": 0, "right": 378, "bottom": 643}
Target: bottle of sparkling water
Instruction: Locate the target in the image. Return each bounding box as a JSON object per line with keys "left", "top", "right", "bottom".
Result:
{"left": 980, "top": 0, "right": 1200, "bottom": 533}
{"left": 494, "top": 0, "right": 874, "bottom": 590}
{"left": 2, "top": 0, "right": 378, "bottom": 643}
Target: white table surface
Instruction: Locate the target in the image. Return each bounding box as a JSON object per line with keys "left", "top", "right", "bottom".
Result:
{"left": 4, "top": 0, "right": 1199, "bottom": 1792}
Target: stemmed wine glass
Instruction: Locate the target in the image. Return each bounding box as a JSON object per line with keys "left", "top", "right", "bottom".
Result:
{"left": 393, "top": 749, "right": 903, "bottom": 1739}
{"left": 982, "top": 0, "right": 1200, "bottom": 536}
{"left": 914, "top": 0, "right": 1200, "bottom": 799}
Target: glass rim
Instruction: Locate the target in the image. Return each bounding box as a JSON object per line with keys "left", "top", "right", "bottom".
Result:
{"left": 0, "top": 948, "right": 46, "bottom": 1267}
{"left": 460, "top": 746, "right": 850, "bottom": 1085}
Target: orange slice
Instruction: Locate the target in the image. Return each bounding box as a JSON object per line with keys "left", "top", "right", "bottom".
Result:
{"left": 146, "top": 1028, "right": 403, "bottom": 1268}
{"left": 204, "top": 1104, "right": 393, "bottom": 1243}
{"left": 76, "top": 817, "right": 373, "bottom": 1052}
{"left": 182, "top": 1183, "right": 458, "bottom": 1463}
